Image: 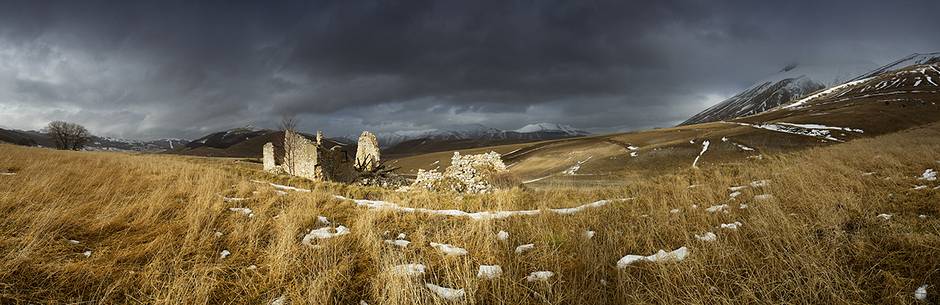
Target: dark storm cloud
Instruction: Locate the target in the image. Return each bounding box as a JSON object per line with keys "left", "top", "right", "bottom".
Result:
{"left": 1, "top": 0, "right": 939, "bottom": 139}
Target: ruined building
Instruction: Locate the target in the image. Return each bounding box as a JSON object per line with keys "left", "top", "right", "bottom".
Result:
{"left": 263, "top": 130, "right": 381, "bottom": 183}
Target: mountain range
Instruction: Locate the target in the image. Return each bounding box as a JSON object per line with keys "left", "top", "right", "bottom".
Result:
{"left": 167, "top": 122, "right": 588, "bottom": 158}
{"left": 0, "top": 127, "right": 185, "bottom": 152}
{"left": 1, "top": 121, "right": 588, "bottom": 158}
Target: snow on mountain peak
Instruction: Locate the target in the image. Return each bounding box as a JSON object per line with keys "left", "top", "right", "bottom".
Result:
{"left": 515, "top": 123, "right": 589, "bottom": 135}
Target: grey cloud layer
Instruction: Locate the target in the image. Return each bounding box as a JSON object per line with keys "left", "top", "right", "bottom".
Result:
{"left": 1, "top": 0, "right": 938, "bottom": 139}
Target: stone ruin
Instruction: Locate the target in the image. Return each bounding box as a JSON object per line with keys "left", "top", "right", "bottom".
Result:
{"left": 262, "top": 129, "right": 510, "bottom": 192}
{"left": 408, "top": 151, "right": 509, "bottom": 193}
{"left": 354, "top": 131, "right": 381, "bottom": 172}
{"left": 262, "top": 130, "right": 381, "bottom": 183}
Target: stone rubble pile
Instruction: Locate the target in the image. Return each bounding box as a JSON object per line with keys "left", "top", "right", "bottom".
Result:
{"left": 409, "top": 151, "right": 508, "bottom": 193}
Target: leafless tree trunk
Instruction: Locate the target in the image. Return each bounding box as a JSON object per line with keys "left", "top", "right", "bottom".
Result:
{"left": 45, "top": 121, "right": 91, "bottom": 150}
{"left": 280, "top": 115, "right": 298, "bottom": 174}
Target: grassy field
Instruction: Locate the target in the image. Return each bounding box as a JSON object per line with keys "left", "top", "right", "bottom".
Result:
{"left": 1, "top": 121, "right": 939, "bottom": 304}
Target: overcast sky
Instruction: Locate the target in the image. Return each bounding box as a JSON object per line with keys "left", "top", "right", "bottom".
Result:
{"left": 1, "top": 0, "right": 939, "bottom": 140}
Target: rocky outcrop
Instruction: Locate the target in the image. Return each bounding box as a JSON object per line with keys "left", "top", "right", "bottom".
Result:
{"left": 355, "top": 131, "right": 381, "bottom": 172}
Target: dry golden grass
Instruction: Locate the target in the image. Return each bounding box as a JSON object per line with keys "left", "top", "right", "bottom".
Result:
{"left": 2, "top": 122, "right": 940, "bottom": 304}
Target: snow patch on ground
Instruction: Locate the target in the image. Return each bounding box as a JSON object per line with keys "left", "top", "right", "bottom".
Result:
{"left": 515, "top": 243, "right": 535, "bottom": 254}
{"left": 425, "top": 283, "right": 465, "bottom": 301}
{"left": 335, "top": 195, "right": 633, "bottom": 220}
{"left": 270, "top": 295, "right": 287, "bottom": 305}
{"left": 477, "top": 265, "right": 503, "bottom": 279}
{"left": 583, "top": 230, "right": 596, "bottom": 239}
{"left": 695, "top": 232, "right": 717, "bottom": 242}
{"left": 731, "top": 122, "right": 847, "bottom": 142}
{"left": 497, "top": 230, "right": 509, "bottom": 241}
{"left": 525, "top": 271, "right": 555, "bottom": 282}
{"left": 732, "top": 142, "right": 755, "bottom": 151}
{"left": 777, "top": 122, "right": 864, "bottom": 133}
{"left": 384, "top": 239, "right": 411, "bottom": 247}
{"left": 220, "top": 250, "right": 231, "bottom": 259}
{"left": 719, "top": 222, "right": 742, "bottom": 230}
{"left": 617, "top": 247, "right": 689, "bottom": 268}
{"left": 301, "top": 226, "right": 350, "bottom": 246}
{"left": 706, "top": 204, "right": 729, "bottom": 213}
{"left": 390, "top": 263, "right": 426, "bottom": 276}
{"left": 562, "top": 156, "right": 593, "bottom": 175}
{"left": 918, "top": 169, "right": 937, "bottom": 181}
{"left": 228, "top": 207, "right": 255, "bottom": 218}
{"left": 430, "top": 242, "right": 468, "bottom": 256}
{"left": 877, "top": 213, "right": 892, "bottom": 220}
{"left": 253, "top": 180, "right": 311, "bottom": 192}
{"left": 915, "top": 284, "right": 928, "bottom": 300}
{"left": 692, "top": 140, "right": 710, "bottom": 168}
{"left": 783, "top": 77, "right": 873, "bottom": 109}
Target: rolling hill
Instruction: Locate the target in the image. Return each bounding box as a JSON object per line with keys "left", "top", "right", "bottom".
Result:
{"left": 390, "top": 60, "right": 940, "bottom": 187}
{"left": 171, "top": 128, "right": 349, "bottom": 158}
{"left": 381, "top": 123, "right": 589, "bottom": 157}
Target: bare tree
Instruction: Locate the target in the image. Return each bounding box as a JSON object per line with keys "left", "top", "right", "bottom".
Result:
{"left": 280, "top": 115, "right": 299, "bottom": 174}
{"left": 45, "top": 121, "right": 91, "bottom": 150}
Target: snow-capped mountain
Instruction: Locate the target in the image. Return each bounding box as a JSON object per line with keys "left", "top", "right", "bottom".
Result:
{"left": 682, "top": 53, "right": 940, "bottom": 126}
{"left": 376, "top": 124, "right": 503, "bottom": 148}
{"left": 681, "top": 75, "right": 825, "bottom": 125}
{"left": 377, "top": 123, "right": 588, "bottom": 148}
{"left": 515, "top": 123, "right": 590, "bottom": 136}
{"left": 86, "top": 137, "right": 189, "bottom": 152}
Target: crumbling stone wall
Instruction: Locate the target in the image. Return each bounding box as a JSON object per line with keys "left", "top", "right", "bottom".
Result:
{"left": 355, "top": 131, "right": 381, "bottom": 172}
{"left": 262, "top": 142, "right": 276, "bottom": 171}
{"left": 283, "top": 130, "right": 322, "bottom": 180}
